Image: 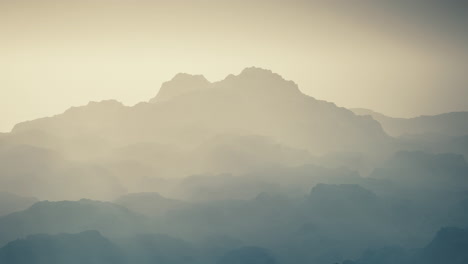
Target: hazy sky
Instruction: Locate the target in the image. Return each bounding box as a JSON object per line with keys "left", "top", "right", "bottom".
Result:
{"left": 1, "top": 0, "right": 468, "bottom": 132}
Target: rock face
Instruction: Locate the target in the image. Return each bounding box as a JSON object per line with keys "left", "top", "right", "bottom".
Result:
{"left": 12, "top": 67, "right": 390, "bottom": 155}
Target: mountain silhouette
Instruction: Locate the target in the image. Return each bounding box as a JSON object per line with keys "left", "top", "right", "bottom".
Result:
{"left": 0, "top": 230, "right": 125, "bottom": 264}
{"left": 0, "top": 199, "right": 147, "bottom": 247}
{"left": 216, "top": 246, "right": 278, "bottom": 264}
{"left": 0, "top": 68, "right": 398, "bottom": 200}
{"left": 114, "top": 192, "right": 187, "bottom": 217}
{"left": 150, "top": 73, "right": 211, "bottom": 103}
{"left": 121, "top": 233, "right": 199, "bottom": 264}
{"left": 0, "top": 193, "right": 37, "bottom": 217}
{"left": 352, "top": 108, "right": 468, "bottom": 137}
{"left": 420, "top": 227, "right": 468, "bottom": 264}
{"left": 342, "top": 226, "right": 468, "bottom": 264}
{"left": 12, "top": 67, "right": 390, "bottom": 155}
{"left": 0, "top": 143, "right": 127, "bottom": 200}
{"left": 370, "top": 151, "right": 468, "bottom": 190}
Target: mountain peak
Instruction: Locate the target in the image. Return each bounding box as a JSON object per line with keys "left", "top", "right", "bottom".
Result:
{"left": 171, "top": 72, "right": 208, "bottom": 82}
{"left": 149, "top": 67, "right": 301, "bottom": 103}
{"left": 150, "top": 73, "right": 211, "bottom": 103}
{"left": 233, "top": 67, "right": 292, "bottom": 84}
{"left": 240, "top": 66, "right": 275, "bottom": 75}
{"left": 220, "top": 67, "right": 301, "bottom": 96}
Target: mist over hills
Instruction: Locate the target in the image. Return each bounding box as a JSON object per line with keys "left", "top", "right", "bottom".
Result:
{"left": 0, "top": 199, "right": 148, "bottom": 247}
{"left": 0, "top": 193, "right": 37, "bottom": 217}
{"left": 0, "top": 67, "right": 397, "bottom": 200}
{"left": 0, "top": 231, "right": 125, "bottom": 264}
{"left": 1, "top": 178, "right": 466, "bottom": 264}
{"left": 352, "top": 108, "right": 468, "bottom": 138}
{"left": 0, "top": 67, "right": 467, "bottom": 263}
{"left": 1, "top": 226, "right": 465, "bottom": 264}
{"left": 342, "top": 227, "right": 468, "bottom": 264}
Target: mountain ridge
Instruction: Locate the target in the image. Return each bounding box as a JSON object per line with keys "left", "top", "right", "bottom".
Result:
{"left": 11, "top": 67, "right": 389, "bottom": 155}
{"left": 351, "top": 108, "right": 468, "bottom": 137}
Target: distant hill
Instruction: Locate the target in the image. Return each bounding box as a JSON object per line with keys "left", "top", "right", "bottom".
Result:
{"left": 0, "top": 231, "right": 125, "bottom": 264}
{"left": 343, "top": 226, "right": 468, "bottom": 264}
{"left": 114, "top": 192, "right": 187, "bottom": 217}
{"left": 420, "top": 227, "right": 468, "bottom": 264}
{"left": 0, "top": 143, "right": 126, "bottom": 200}
{"left": 216, "top": 246, "right": 278, "bottom": 264}
{"left": 352, "top": 108, "right": 468, "bottom": 137}
{"left": 0, "top": 193, "right": 37, "bottom": 217}
{"left": 0, "top": 199, "right": 147, "bottom": 247}
{"left": 370, "top": 151, "right": 468, "bottom": 190}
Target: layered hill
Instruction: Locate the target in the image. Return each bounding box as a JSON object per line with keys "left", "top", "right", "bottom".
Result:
{"left": 0, "top": 199, "right": 147, "bottom": 247}
{"left": 0, "top": 193, "right": 37, "bottom": 217}
{"left": 0, "top": 231, "right": 125, "bottom": 264}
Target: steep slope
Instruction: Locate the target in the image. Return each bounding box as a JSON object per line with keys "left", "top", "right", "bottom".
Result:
{"left": 149, "top": 73, "right": 211, "bottom": 103}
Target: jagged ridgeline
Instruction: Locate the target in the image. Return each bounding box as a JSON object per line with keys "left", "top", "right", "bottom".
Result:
{"left": 12, "top": 67, "right": 389, "bottom": 154}
{"left": 0, "top": 68, "right": 467, "bottom": 264}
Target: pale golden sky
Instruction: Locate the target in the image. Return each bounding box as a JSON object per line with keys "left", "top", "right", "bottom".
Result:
{"left": 1, "top": 0, "right": 468, "bottom": 132}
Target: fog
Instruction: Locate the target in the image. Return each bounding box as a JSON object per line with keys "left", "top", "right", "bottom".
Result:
{"left": 1, "top": 1, "right": 468, "bottom": 264}
{"left": 2, "top": 0, "right": 468, "bottom": 132}
{"left": 0, "top": 67, "right": 467, "bottom": 263}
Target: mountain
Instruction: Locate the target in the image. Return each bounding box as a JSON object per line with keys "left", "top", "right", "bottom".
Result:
{"left": 342, "top": 226, "right": 468, "bottom": 264}
{"left": 0, "top": 199, "right": 147, "bottom": 247}
{"left": 114, "top": 192, "right": 187, "bottom": 217}
{"left": 420, "top": 227, "right": 468, "bottom": 264}
{"left": 0, "top": 193, "right": 37, "bottom": 217}
{"left": 370, "top": 151, "right": 468, "bottom": 190}
{"left": 0, "top": 143, "right": 126, "bottom": 201}
{"left": 12, "top": 67, "right": 390, "bottom": 155}
{"left": 0, "top": 67, "right": 395, "bottom": 200}
{"left": 120, "top": 233, "right": 200, "bottom": 264}
{"left": 176, "top": 164, "right": 361, "bottom": 201}
{"left": 0, "top": 230, "right": 125, "bottom": 264}
{"left": 150, "top": 73, "right": 211, "bottom": 103}
{"left": 216, "top": 246, "right": 278, "bottom": 264}
{"left": 352, "top": 108, "right": 468, "bottom": 137}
